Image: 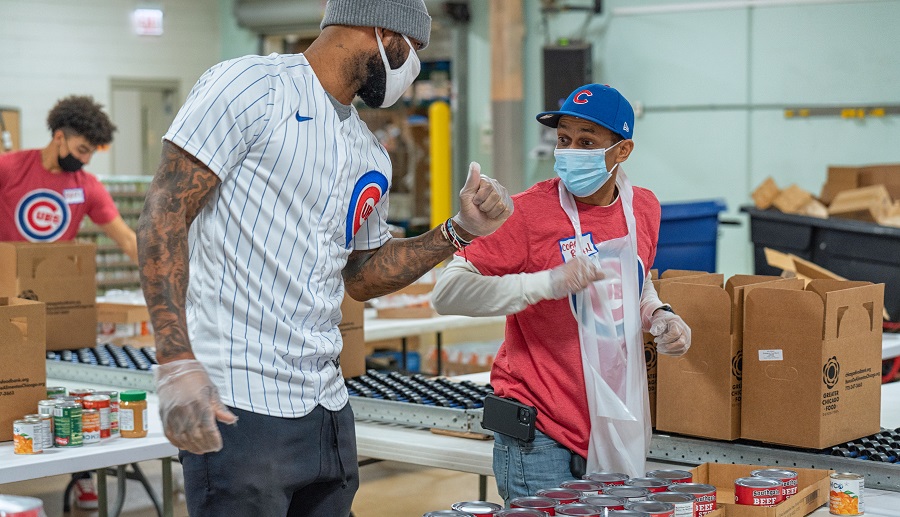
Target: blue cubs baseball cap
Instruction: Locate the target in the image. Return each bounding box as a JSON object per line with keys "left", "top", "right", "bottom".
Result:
{"left": 536, "top": 84, "right": 635, "bottom": 140}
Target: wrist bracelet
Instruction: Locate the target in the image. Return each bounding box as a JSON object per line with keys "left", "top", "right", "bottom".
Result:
{"left": 654, "top": 305, "right": 675, "bottom": 315}
{"left": 443, "top": 218, "right": 472, "bottom": 250}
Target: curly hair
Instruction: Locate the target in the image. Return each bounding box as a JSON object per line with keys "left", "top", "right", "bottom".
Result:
{"left": 46, "top": 95, "right": 116, "bottom": 146}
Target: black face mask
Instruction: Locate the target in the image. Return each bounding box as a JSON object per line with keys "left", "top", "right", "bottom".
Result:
{"left": 58, "top": 152, "right": 84, "bottom": 172}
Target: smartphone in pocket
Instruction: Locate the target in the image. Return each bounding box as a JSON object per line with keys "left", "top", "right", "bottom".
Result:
{"left": 481, "top": 394, "right": 537, "bottom": 442}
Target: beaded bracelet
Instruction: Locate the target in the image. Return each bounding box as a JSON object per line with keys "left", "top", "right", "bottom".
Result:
{"left": 440, "top": 218, "right": 472, "bottom": 261}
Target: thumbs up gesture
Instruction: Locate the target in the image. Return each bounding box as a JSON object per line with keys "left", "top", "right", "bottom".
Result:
{"left": 451, "top": 162, "right": 513, "bottom": 238}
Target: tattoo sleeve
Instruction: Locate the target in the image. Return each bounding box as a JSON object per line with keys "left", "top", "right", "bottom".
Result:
{"left": 137, "top": 141, "right": 220, "bottom": 363}
{"left": 342, "top": 227, "right": 458, "bottom": 301}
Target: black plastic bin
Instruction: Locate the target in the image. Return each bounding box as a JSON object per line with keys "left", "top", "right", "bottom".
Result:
{"left": 741, "top": 206, "right": 900, "bottom": 321}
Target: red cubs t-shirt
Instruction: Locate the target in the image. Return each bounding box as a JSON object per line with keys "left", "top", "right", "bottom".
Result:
{"left": 0, "top": 149, "right": 119, "bottom": 242}
{"left": 462, "top": 177, "right": 661, "bottom": 458}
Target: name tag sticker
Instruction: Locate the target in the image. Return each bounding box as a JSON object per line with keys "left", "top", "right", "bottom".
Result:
{"left": 64, "top": 188, "right": 85, "bottom": 204}
{"left": 558, "top": 232, "right": 598, "bottom": 262}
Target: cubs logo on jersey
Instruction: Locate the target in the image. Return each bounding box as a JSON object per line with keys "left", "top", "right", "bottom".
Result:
{"left": 15, "top": 189, "right": 71, "bottom": 242}
{"left": 345, "top": 170, "right": 388, "bottom": 248}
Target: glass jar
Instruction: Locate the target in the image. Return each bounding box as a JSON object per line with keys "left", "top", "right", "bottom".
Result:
{"left": 119, "top": 390, "right": 148, "bottom": 438}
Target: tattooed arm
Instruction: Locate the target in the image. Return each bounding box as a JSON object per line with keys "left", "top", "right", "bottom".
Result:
{"left": 342, "top": 225, "right": 464, "bottom": 301}
{"left": 137, "top": 141, "right": 220, "bottom": 363}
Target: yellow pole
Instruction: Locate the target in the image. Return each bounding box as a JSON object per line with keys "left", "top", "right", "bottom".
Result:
{"left": 429, "top": 100, "right": 452, "bottom": 230}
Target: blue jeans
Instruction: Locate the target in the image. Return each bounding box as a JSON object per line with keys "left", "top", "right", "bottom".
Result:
{"left": 179, "top": 404, "right": 359, "bottom": 517}
{"left": 492, "top": 429, "right": 579, "bottom": 506}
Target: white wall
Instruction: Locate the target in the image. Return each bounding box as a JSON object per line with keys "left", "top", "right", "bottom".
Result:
{"left": 0, "top": 0, "right": 225, "bottom": 175}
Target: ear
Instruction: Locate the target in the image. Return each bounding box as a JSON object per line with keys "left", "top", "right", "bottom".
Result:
{"left": 614, "top": 139, "right": 635, "bottom": 163}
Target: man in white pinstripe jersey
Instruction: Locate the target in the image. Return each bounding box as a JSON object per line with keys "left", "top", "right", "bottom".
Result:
{"left": 136, "top": 0, "right": 512, "bottom": 515}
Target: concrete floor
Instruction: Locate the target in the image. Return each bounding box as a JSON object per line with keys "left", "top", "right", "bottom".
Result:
{"left": 1, "top": 458, "right": 501, "bottom": 516}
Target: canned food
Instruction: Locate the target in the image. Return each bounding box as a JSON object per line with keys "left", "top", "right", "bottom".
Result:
{"left": 13, "top": 419, "right": 42, "bottom": 454}
{"left": 579, "top": 495, "right": 626, "bottom": 511}
{"left": 648, "top": 492, "right": 695, "bottom": 517}
{"left": 625, "top": 477, "right": 672, "bottom": 493}
{"left": 830, "top": 472, "right": 864, "bottom": 515}
{"left": 495, "top": 510, "right": 548, "bottom": 517}
{"left": 25, "top": 413, "right": 52, "bottom": 451}
{"left": 536, "top": 488, "right": 581, "bottom": 505}
{"left": 607, "top": 511, "right": 652, "bottom": 516}
{"left": 584, "top": 472, "right": 629, "bottom": 485}
{"left": 82, "top": 395, "right": 111, "bottom": 438}
{"left": 0, "top": 494, "right": 45, "bottom": 517}
{"left": 555, "top": 503, "right": 604, "bottom": 516}
{"left": 53, "top": 402, "right": 83, "bottom": 447}
{"left": 451, "top": 501, "right": 502, "bottom": 517}
{"left": 68, "top": 388, "right": 94, "bottom": 403}
{"left": 751, "top": 468, "right": 798, "bottom": 499}
{"left": 82, "top": 409, "right": 101, "bottom": 445}
{"left": 422, "top": 512, "right": 475, "bottom": 517}
{"left": 49, "top": 395, "right": 79, "bottom": 403}
{"left": 95, "top": 390, "right": 119, "bottom": 436}
{"left": 625, "top": 501, "right": 675, "bottom": 517}
{"left": 645, "top": 470, "right": 692, "bottom": 484}
{"left": 510, "top": 495, "right": 558, "bottom": 515}
{"left": 668, "top": 483, "right": 716, "bottom": 516}
{"left": 603, "top": 487, "right": 651, "bottom": 503}
{"left": 45, "top": 386, "right": 67, "bottom": 397}
{"left": 560, "top": 480, "right": 605, "bottom": 496}
{"left": 734, "top": 477, "right": 783, "bottom": 507}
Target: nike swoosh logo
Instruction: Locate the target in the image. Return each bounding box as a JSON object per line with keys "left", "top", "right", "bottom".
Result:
{"left": 295, "top": 112, "right": 313, "bottom": 122}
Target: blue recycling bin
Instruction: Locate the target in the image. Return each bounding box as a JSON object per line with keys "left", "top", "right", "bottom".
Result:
{"left": 654, "top": 199, "right": 727, "bottom": 274}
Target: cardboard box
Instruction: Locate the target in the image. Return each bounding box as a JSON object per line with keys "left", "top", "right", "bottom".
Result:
{"left": 856, "top": 164, "right": 900, "bottom": 201}
{"left": 656, "top": 273, "right": 802, "bottom": 441}
{"left": 0, "top": 297, "right": 47, "bottom": 442}
{"left": 742, "top": 279, "right": 883, "bottom": 448}
{"left": 339, "top": 295, "right": 366, "bottom": 378}
{"left": 827, "top": 185, "right": 892, "bottom": 223}
{"left": 374, "top": 282, "right": 436, "bottom": 319}
{"left": 752, "top": 177, "right": 780, "bottom": 210}
{"left": 821, "top": 166, "right": 861, "bottom": 205}
{"left": 772, "top": 185, "right": 814, "bottom": 215}
{"left": 0, "top": 242, "right": 97, "bottom": 350}
{"left": 96, "top": 302, "right": 154, "bottom": 347}
{"left": 690, "top": 463, "right": 830, "bottom": 517}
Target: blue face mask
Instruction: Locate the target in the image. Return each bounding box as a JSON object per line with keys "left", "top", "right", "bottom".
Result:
{"left": 554, "top": 141, "right": 621, "bottom": 197}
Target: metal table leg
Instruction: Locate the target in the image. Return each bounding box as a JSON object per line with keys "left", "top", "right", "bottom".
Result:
{"left": 162, "top": 457, "right": 174, "bottom": 517}
{"left": 97, "top": 467, "right": 108, "bottom": 517}
{"left": 479, "top": 475, "right": 487, "bottom": 500}
{"left": 111, "top": 465, "right": 127, "bottom": 517}
{"left": 436, "top": 332, "right": 443, "bottom": 376}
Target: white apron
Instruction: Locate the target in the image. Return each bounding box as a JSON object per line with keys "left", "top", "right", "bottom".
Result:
{"left": 558, "top": 171, "right": 651, "bottom": 477}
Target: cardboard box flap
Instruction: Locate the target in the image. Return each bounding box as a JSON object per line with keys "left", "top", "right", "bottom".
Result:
{"left": 659, "top": 269, "right": 716, "bottom": 279}
{"left": 745, "top": 284, "right": 824, "bottom": 341}
{"left": 806, "top": 281, "right": 884, "bottom": 340}
{"left": 662, "top": 282, "right": 732, "bottom": 331}
{"left": 729, "top": 278, "right": 805, "bottom": 337}
{"left": 724, "top": 275, "right": 785, "bottom": 293}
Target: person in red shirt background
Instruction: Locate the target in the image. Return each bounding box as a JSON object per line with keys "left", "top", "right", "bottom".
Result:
{"left": 433, "top": 84, "right": 692, "bottom": 505}
{"left": 0, "top": 95, "right": 136, "bottom": 262}
{"left": 0, "top": 95, "right": 136, "bottom": 510}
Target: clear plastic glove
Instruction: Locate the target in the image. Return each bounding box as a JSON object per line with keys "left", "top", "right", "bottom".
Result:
{"left": 650, "top": 310, "right": 692, "bottom": 356}
{"left": 154, "top": 359, "right": 238, "bottom": 454}
{"left": 548, "top": 256, "right": 605, "bottom": 300}
{"left": 452, "top": 162, "right": 513, "bottom": 237}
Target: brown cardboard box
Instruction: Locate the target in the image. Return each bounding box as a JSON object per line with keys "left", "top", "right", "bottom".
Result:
{"left": 827, "top": 185, "right": 892, "bottom": 223}
{"left": 0, "top": 242, "right": 97, "bottom": 350}
{"left": 690, "top": 463, "right": 830, "bottom": 517}
{"left": 742, "top": 279, "right": 883, "bottom": 448}
{"left": 751, "top": 177, "right": 780, "bottom": 210}
{"left": 655, "top": 273, "right": 802, "bottom": 441}
{"left": 96, "top": 302, "right": 154, "bottom": 347}
{"left": 339, "top": 295, "right": 366, "bottom": 378}
{"left": 0, "top": 297, "right": 47, "bottom": 442}
{"left": 771, "top": 185, "right": 814, "bottom": 214}
{"left": 857, "top": 164, "right": 900, "bottom": 201}
{"left": 374, "top": 282, "right": 436, "bottom": 319}
{"left": 821, "top": 166, "right": 861, "bottom": 205}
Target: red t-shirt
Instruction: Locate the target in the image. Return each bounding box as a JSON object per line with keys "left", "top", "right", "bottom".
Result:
{"left": 0, "top": 149, "right": 119, "bottom": 242}
{"left": 463, "top": 177, "right": 661, "bottom": 458}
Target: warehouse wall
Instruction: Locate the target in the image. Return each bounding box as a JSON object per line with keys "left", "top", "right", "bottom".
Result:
{"left": 0, "top": 0, "right": 229, "bottom": 175}
{"left": 486, "top": 0, "right": 900, "bottom": 277}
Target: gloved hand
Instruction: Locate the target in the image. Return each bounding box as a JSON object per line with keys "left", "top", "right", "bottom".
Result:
{"left": 452, "top": 162, "right": 513, "bottom": 237}
{"left": 548, "top": 256, "right": 605, "bottom": 299}
{"left": 154, "top": 359, "right": 238, "bottom": 454}
{"left": 650, "top": 310, "right": 692, "bottom": 356}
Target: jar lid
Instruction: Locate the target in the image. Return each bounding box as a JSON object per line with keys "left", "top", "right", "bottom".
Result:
{"left": 120, "top": 390, "right": 147, "bottom": 401}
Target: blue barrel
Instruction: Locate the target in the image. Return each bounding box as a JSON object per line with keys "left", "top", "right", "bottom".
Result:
{"left": 655, "top": 199, "right": 727, "bottom": 274}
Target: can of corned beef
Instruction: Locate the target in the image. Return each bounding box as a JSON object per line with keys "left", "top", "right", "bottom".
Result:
{"left": 668, "top": 483, "right": 717, "bottom": 516}
{"left": 645, "top": 469, "right": 693, "bottom": 485}
{"left": 450, "top": 501, "right": 503, "bottom": 517}
{"left": 583, "top": 472, "right": 630, "bottom": 486}
{"left": 625, "top": 500, "right": 676, "bottom": 517}
{"left": 625, "top": 477, "right": 672, "bottom": 494}
{"left": 510, "top": 496, "right": 558, "bottom": 516}
{"left": 579, "top": 495, "right": 626, "bottom": 512}
{"left": 603, "top": 486, "right": 651, "bottom": 503}
{"left": 648, "top": 492, "right": 695, "bottom": 517}
{"left": 734, "top": 477, "right": 783, "bottom": 507}
{"left": 555, "top": 503, "right": 605, "bottom": 516}
{"left": 751, "top": 468, "right": 798, "bottom": 499}
{"left": 536, "top": 488, "right": 582, "bottom": 506}
{"left": 561, "top": 480, "right": 605, "bottom": 497}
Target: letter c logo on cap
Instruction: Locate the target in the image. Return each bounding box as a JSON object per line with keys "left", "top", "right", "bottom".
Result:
{"left": 573, "top": 89, "right": 592, "bottom": 104}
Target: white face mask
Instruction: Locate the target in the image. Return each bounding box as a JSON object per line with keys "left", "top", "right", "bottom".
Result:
{"left": 375, "top": 28, "right": 420, "bottom": 108}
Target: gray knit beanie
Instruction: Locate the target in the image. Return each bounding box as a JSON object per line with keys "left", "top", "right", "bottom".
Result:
{"left": 320, "top": 0, "right": 432, "bottom": 49}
